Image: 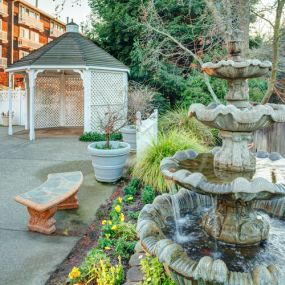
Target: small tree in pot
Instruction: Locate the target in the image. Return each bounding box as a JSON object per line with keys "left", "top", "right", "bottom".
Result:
{"left": 87, "top": 104, "right": 131, "bottom": 183}
{"left": 121, "top": 81, "right": 154, "bottom": 152}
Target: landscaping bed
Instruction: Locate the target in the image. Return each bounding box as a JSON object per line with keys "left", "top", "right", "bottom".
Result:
{"left": 46, "top": 178, "right": 154, "bottom": 285}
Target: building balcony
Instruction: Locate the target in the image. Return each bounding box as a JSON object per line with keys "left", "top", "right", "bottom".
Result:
{"left": 18, "top": 38, "right": 43, "bottom": 50}
{"left": 0, "top": 3, "right": 8, "bottom": 17}
{"left": 0, "top": 57, "right": 7, "bottom": 69}
{"left": 50, "top": 28, "right": 64, "bottom": 38}
{"left": 0, "top": 30, "right": 8, "bottom": 43}
{"left": 19, "top": 14, "right": 44, "bottom": 32}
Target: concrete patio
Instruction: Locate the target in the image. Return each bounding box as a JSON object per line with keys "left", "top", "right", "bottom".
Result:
{"left": 0, "top": 126, "right": 116, "bottom": 285}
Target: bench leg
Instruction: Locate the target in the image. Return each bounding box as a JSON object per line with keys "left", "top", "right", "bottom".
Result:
{"left": 27, "top": 207, "right": 57, "bottom": 234}
{"left": 58, "top": 193, "right": 79, "bottom": 210}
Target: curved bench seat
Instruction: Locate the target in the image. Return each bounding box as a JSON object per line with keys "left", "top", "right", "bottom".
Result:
{"left": 15, "top": 171, "right": 83, "bottom": 234}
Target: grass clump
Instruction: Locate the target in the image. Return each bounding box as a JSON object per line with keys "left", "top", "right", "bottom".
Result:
{"left": 159, "top": 108, "right": 214, "bottom": 146}
{"left": 133, "top": 130, "right": 207, "bottom": 192}
{"left": 79, "top": 132, "right": 122, "bottom": 142}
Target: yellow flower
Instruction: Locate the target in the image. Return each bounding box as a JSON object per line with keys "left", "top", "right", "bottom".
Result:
{"left": 105, "top": 233, "right": 111, "bottom": 238}
{"left": 118, "top": 197, "right": 123, "bottom": 203}
{"left": 111, "top": 225, "right": 118, "bottom": 231}
{"left": 128, "top": 196, "right": 133, "bottom": 201}
{"left": 115, "top": 205, "right": 121, "bottom": 213}
{"left": 102, "top": 220, "right": 107, "bottom": 225}
{"left": 108, "top": 220, "right": 112, "bottom": 225}
{"left": 120, "top": 213, "right": 125, "bottom": 222}
{"left": 105, "top": 246, "right": 111, "bottom": 250}
{"left": 69, "top": 267, "right": 81, "bottom": 280}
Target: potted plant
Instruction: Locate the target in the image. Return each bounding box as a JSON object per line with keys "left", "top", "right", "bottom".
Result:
{"left": 1, "top": 111, "right": 14, "bottom": 127}
{"left": 121, "top": 81, "right": 154, "bottom": 152}
{"left": 87, "top": 106, "right": 131, "bottom": 183}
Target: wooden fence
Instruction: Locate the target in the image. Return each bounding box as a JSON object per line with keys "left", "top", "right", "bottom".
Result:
{"left": 253, "top": 123, "right": 285, "bottom": 156}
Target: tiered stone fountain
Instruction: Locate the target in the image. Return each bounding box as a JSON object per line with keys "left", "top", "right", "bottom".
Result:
{"left": 137, "top": 30, "right": 285, "bottom": 284}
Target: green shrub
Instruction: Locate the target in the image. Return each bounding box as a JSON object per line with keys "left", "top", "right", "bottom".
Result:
{"left": 128, "top": 210, "right": 140, "bottom": 220}
{"left": 141, "top": 256, "right": 176, "bottom": 285}
{"left": 114, "top": 237, "right": 137, "bottom": 259}
{"left": 133, "top": 130, "right": 207, "bottom": 192}
{"left": 112, "top": 222, "right": 138, "bottom": 241}
{"left": 142, "top": 186, "right": 156, "bottom": 204}
{"left": 79, "top": 132, "right": 122, "bottom": 142}
{"left": 248, "top": 78, "right": 268, "bottom": 103}
{"left": 124, "top": 185, "right": 137, "bottom": 196}
{"left": 159, "top": 108, "right": 214, "bottom": 146}
{"left": 124, "top": 178, "right": 140, "bottom": 196}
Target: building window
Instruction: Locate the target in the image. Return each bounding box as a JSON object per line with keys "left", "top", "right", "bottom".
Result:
{"left": 19, "top": 50, "right": 29, "bottom": 59}
{"left": 30, "top": 31, "right": 39, "bottom": 42}
{"left": 20, "top": 27, "right": 29, "bottom": 39}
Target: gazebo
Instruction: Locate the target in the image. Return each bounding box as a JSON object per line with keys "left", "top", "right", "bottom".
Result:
{"left": 6, "top": 22, "right": 129, "bottom": 140}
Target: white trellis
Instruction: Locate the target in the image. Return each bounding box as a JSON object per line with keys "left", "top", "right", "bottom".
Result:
{"left": 0, "top": 89, "right": 27, "bottom": 126}
{"left": 136, "top": 109, "right": 158, "bottom": 158}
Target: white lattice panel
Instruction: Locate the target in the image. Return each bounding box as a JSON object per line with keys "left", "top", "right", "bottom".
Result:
{"left": 35, "top": 74, "right": 84, "bottom": 129}
{"left": 35, "top": 76, "right": 61, "bottom": 128}
{"left": 90, "top": 71, "right": 127, "bottom": 132}
{"left": 64, "top": 76, "right": 84, "bottom": 126}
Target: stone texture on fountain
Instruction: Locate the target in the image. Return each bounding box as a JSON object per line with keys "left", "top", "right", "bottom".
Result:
{"left": 137, "top": 188, "right": 285, "bottom": 285}
{"left": 202, "top": 59, "right": 272, "bottom": 79}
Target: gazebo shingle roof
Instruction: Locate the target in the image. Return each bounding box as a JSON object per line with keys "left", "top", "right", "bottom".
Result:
{"left": 8, "top": 32, "right": 129, "bottom": 71}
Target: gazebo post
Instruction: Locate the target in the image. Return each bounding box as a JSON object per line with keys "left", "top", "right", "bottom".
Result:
{"left": 83, "top": 69, "right": 91, "bottom": 133}
{"left": 28, "top": 70, "right": 36, "bottom": 141}
{"left": 8, "top": 72, "right": 13, "bottom": 135}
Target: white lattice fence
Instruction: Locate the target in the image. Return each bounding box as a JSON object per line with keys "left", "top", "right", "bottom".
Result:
{"left": 0, "top": 90, "right": 27, "bottom": 126}
{"left": 64, "top": 76, "right": 84, "bottom": 126}
{"left": 35, "top": 74, "right": 84, "bottom": 128}
{"left": 136, "top": 109, "right": 158, "bottom": 158}
{"left": 90, "top": 71, "right": 127, "bottom": 132}
{"left": 35, "top": 76, "right": 61, "bottom": 128}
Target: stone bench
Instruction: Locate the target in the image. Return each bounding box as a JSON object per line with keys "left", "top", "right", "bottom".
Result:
{"left": 15, "top": 171, "right": 83, "bottom": 234}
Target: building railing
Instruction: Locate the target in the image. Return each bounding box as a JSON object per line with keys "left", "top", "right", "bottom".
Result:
{"left": 18, "top": 38, "right": 43, "bottom": 50}
{"left": 0, "top": 30, "right": 8, "bottom": 43}
{"left": 0, "top": 57, "right": 7, "bottom": 69}
{"left": 50, "top": 28, "right": 64, "bottom": 38}
{"left": 19, "top": 14, "right": 44, "bottom": 32}
{"left": 0, "top": 3, "right": 8, "bottom": 17}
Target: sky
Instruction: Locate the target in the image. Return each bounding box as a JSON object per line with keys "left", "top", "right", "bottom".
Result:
{"left": 26, "top": 0, "right": 91, "bottom": 25}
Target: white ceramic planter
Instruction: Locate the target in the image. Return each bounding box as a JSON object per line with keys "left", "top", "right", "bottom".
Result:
{"left": 88, "top": 141, "right": 131, "bottom": 183}
{"left": 121, "top": 125, "right": 137, "bottom": 152}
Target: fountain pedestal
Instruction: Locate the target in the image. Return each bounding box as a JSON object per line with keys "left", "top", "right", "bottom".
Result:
{"left": 214, "top": 131, "right": 256, "bottom": 171}
{"left": 202, "top": 199, "right": 270, "bottom": 245}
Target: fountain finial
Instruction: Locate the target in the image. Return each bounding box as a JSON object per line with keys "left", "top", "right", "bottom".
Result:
{"left": 225, "top": 29, "right": 244, "bottom": 60}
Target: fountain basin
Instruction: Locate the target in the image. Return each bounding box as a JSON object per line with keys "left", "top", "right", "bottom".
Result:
{"left": 137, "top": 189, "right": 285, "bottom": 285}
{"left": 160, "top": 150, "right": 285, "bottom": 201}
{"left": 202, "top": 60, "right": 272, "bottom": 79}
{"left": 189, "top": 103, "right": 285, "bottom": 132}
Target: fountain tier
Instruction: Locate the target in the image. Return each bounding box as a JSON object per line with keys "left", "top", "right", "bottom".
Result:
{"left": 160, "top": 150, "right": 285, "bottom": 245}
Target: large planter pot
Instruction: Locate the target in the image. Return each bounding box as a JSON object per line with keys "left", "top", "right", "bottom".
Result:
{"left": 88, "top": 141, "right": 131, "bottom": 183}
{"left": 1, "top": 115, "right": 14, "bottom": 127}
{"left": 121, "top": 125, "right": 137, "bottom": 152}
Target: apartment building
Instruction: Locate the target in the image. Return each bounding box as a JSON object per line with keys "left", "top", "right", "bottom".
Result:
{"left": 0, "top": 0, "right": 65, "bottom": 88}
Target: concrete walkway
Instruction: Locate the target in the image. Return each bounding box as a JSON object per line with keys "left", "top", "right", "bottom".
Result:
{"left": 0, "top": 127, "right": 116, "bottom": 285}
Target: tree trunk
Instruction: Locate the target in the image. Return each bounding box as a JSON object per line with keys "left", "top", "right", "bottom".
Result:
{"left": 261, "top": 0, "right": 285, "bottom": 104}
